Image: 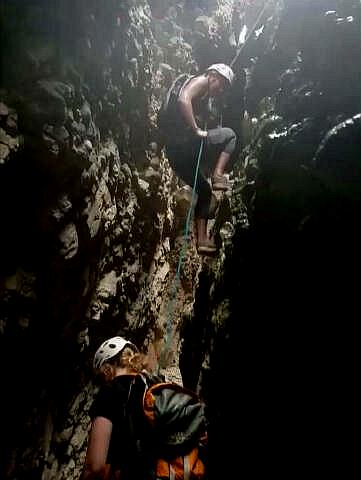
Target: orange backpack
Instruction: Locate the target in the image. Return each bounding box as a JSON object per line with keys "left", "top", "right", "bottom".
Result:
{"left": 129, "top": 373, "right": 207, "bottom": 480}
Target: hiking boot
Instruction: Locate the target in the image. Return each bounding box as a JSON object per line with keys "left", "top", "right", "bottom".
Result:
{"left": 212, "top": 174, "right": 231, "bottom": 191}
{"left": 197, "top": 239, "right": 217, "bottom": 255}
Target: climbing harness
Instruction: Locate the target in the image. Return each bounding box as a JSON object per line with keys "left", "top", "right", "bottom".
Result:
{"left": 158, "top": 138, "right": 205, "bottom": 371}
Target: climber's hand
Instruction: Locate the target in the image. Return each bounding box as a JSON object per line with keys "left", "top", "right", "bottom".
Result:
{"left": 195, "top": 128, "right": 208, "bottom": 138}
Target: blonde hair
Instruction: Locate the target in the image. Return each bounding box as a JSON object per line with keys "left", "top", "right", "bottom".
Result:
{"left": 97, "top": 346, "right": 148, "bottom": 383}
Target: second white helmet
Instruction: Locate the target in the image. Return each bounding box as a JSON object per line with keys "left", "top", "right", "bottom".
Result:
{"left": 93, "top": 336, "right": 137, "bottom": 369}
{"left": 207, "top": 63, "right": 234, "bottom": 85}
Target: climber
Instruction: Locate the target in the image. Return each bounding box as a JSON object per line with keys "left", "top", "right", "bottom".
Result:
{"left": 159, "top": 63, "right": 237, "bottom": 255}
{"left": 82, "top": 336, "right": 150, "bottom": 479}
{"left": 82, "top": 336, "right": 207, "bottom": 480}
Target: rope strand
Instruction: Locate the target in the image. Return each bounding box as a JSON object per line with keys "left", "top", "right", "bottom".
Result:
{"left": 230, "top": 0, "right": 271, "bottom": 68}
{"left": 158, "top": 138, "right": 205, "bottom": 372}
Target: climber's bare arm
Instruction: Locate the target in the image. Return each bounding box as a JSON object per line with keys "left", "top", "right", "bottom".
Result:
{"left": 82, "top": 417, "right": 112, "bottom": 479}
{"left": 178, "top": 75, "right": 208, "bottom": 137}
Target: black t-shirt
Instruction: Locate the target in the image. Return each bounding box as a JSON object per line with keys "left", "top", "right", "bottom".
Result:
{"left": 90, "top": 375, "right": 147, "bottom": 476}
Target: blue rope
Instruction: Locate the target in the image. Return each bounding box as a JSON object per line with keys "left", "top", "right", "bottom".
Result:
{"left": 159, "top": 138, "right": 205, "bottom": 369}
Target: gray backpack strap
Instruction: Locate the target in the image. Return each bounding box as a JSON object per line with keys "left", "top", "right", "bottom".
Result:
{"left": 178, "top": 75, "right": 195, "bottom": 99}
{"left": 169, "top": 465, "right": 176, "bottom": 480}
{"left": 184, "top": 455, "right": 191, "bottom": 480}
{"left": 163, "top": 74, "right": 193, "bottom": 109}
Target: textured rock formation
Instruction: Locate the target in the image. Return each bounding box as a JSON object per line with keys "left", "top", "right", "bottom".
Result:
{"left": 2, "top": 0, "right": 360, "bottom": 478}
{"left": 0, "top": 0, "right": 238, "bottom": 477}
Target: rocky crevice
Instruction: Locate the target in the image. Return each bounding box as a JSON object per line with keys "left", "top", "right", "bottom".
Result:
{"left": 0, "top": 0, "right": 239, "bottom": 477}
{"left": 181, "top": 1, "right": 361, "bottom": 476}
{"left": 2, "top": 0, "right": 360, "bottom": 478}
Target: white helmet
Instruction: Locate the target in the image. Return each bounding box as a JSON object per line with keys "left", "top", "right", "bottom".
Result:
{"left": 207, "top": 63, "right": 234, "bottom": 86}
{"left": 93, "top": 336, "right": 136, "bottom": 369}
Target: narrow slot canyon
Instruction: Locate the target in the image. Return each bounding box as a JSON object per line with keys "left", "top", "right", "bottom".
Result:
{"left": 0, "top": 1, "right": 360, "bottom": 478}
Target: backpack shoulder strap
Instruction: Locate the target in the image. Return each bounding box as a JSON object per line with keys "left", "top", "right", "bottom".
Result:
{"left": 124, "top": 374, "right": 149, "bottom": 452}
{"left": 163, "top": 74, "right": 193, "bottom": 111}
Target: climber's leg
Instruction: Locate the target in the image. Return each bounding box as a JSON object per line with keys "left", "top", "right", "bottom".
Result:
{"left": 207, "top": 127, "right": 237, "bottom": 191}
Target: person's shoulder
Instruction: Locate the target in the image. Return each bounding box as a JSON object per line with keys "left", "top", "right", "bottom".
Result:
{"left": 96, "top": 375, "right": 135, "bottom": 398}
{"left": 112, "top": 374, "right": 138, "bottom": 390}
{"left": 90, "top": 375, "right": 138, "bottom": 419}
{"left": 186, "top": 73, "right": 206, "bottom": 84}
{"left": 182, "top": 74, "right": 207, "bottom": 95}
